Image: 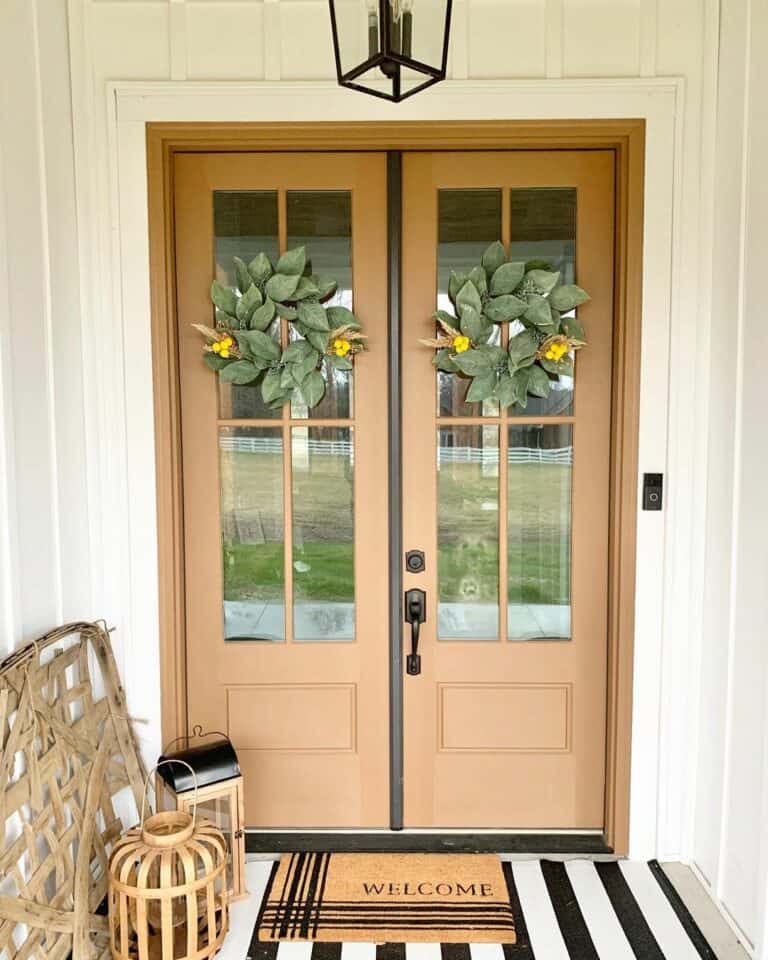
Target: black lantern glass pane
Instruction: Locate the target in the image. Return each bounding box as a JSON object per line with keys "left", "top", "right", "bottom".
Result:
{"left": 341, "top": 65, "right": 399, "bottom": 101}
{"left": 400, "top": 0, "right": 449, "bottom": 70}
{"left": 193, "top": 793, "right": 235, "bottom": 894}
{"left": 399, "top": 66, "right": 440, "bottom": 98}
{"left": 332, "top": 0, "right": 371, "bottom": 77}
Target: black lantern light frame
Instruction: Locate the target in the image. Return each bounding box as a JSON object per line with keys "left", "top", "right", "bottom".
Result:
{"left": 329, "top": 0, "right": 453, "bottom": 103}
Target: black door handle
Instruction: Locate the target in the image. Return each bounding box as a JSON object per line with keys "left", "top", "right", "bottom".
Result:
{"left": 404, "top": 588, "right": 426, "bottom": 676}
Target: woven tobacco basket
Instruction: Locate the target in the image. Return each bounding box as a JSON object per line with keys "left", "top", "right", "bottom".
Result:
{"left": 0, "top": 621, "right": 146, "bottom": 960}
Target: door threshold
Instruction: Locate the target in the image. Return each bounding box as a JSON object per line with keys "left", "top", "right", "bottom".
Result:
{"left": 245, "top": 830, "right": 613, "bottom": 855}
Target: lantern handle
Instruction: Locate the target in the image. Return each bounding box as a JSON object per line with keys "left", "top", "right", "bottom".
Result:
{"left": 161, "top": 725, "right": 230, "bottom": 755}
{"left": 141, "top": 759, "right": 199, "bottom": 832}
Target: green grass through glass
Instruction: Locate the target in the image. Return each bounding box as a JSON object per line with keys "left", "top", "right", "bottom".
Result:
{"left": 219, "top": 436, "right": 285, "bottom": 642}
{"left": 291, "top": 428, "right": 355, "bottom": 641}
{"left": 507, "top": 424, "right": 573, "bottom": 640}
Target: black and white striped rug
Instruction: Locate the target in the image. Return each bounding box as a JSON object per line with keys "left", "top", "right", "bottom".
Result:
{"left": 240, "top": 860, "right": 717, "bottom": 960}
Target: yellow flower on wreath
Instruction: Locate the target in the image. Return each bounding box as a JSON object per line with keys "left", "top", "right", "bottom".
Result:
{"left": 211, "top": 335, "right": 234, "bottom": 359}
{"left": 545, "top": 341, "right": 568, "bottom": 362}
{"left": 419, "top": 316, "right": 472, "bottom": 356}
{"left": 327, "top": 323, "right": 367, "bottom": 360}
{"left": 538, "top": 335, "right": 573, "bottom": 364}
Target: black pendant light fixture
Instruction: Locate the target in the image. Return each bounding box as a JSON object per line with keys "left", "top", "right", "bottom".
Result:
{"left": 329, "top": 0, "right": 453, "bottom": 102}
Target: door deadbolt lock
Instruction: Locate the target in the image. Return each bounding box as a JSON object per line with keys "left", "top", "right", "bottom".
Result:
{"left": 405, "top": 550, "right": 425, "bottom": 573}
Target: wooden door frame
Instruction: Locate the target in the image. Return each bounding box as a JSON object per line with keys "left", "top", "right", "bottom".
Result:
{"left": 147, "top": 119, "right": 644, "bottom": 854}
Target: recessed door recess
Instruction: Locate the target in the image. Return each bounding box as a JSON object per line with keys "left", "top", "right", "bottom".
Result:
{"left": 175, "top": 146, "right": 622, "bottom": 834}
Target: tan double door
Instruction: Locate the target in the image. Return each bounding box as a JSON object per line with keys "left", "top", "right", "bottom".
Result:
{"left": 175, "top": 148, "right": 614, "bottom": 830}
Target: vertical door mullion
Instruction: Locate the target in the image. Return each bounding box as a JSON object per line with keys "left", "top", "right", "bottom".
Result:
{"left": 387, "top": 151, "right": 404, "bottom": 829}
{"left": 277, "top": 188, "right": 294, "bottom": 644}
{"left": 498, "top": 187, "right": 511, "bottom": 643}
{"left": 282, "top": 427, "right": 295, "bottom": 645}
{"left": 278, "top": 188, "right": 289, "bottom": 351}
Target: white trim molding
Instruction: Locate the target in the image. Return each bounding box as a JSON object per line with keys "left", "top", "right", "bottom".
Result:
{"left": 76, "top": 76, "right": 703, "bottom": 863}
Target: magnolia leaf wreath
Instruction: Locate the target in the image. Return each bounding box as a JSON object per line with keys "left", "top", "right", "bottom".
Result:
{"left": 421, "top": 241, "right": 590, "bottom": 408}
{"left": 193, "top": 245, "right": 365, "bottom": 409}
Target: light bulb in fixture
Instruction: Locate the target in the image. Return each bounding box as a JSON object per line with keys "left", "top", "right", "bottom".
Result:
{"left": 401, "top": 0, "right": 413, "bottom": 57}
{"left": 365, "top": 0, "right": 379, "bottom": 57}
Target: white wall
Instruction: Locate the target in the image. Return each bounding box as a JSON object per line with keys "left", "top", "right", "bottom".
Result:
{"left": 0, "top": 0, "right": 92, "bottom": 644}
{"left": 692, "top": 0, "right": 768, "bottom": 953}
{"left": 0, "top": 0, "right": 766, "bottom": 953}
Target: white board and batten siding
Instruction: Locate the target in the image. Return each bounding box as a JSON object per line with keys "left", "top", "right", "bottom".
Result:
{"left": 0, "top": 0, "right": 767, "bottom": 955}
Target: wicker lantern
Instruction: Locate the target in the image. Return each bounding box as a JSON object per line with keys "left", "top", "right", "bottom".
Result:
{"left": 156, "top": 727, "right": 247, "bottom": 901}
{"left": 108, "top": 762, "right": 229, "bottom": 960}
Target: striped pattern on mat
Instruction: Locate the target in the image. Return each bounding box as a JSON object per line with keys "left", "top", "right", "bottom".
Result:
{"left": 246, "top": 860, "right": 717, "bottom": 959}
{"left": 256, "top": 853, "right": 517, "bottom": 942}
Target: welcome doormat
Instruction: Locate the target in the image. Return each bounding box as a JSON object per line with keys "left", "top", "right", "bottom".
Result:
{"left": 255, "top": 853, "right": 519, "bottom": 943}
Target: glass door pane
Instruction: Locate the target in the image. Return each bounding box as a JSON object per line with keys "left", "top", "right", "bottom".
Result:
{"left": 214, "top": 191, "right": 280, "bottom": 420}
{"left": 437, "top": 425, "right": 499, "bottom": 639}
{"left": 220, "top": 426, "right": 284, "bottom": 642}
{"left": 508, "top": 188, "right": 576, "bottom": 416}
{"left": 288, "top": 191, "right": 354, "bottom": 420}
{"left": 507, "top": 423, "right": 573, "bottom": 640}
{"left": 292, "top": 426, "right": 355, "bottom": 641}
{"left": 437, "top": 189, "right": 502, "bottom": 417}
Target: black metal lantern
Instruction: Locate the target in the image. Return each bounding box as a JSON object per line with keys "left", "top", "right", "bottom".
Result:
{"left": 156, "top": 728, "right": 248, "bottom": 901}
{"left": 329, "top": 0, "right": 453, "bottom": 102}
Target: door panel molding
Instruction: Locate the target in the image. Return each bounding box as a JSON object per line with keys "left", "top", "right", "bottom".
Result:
{"left": 147, "top": 119, "right": 644, "bottom": 853}
{"left": 437, "top": 682, "right": 573, "bottom": 754}
{"left": 226, "top": 683, "right": 358, "bottom": 752}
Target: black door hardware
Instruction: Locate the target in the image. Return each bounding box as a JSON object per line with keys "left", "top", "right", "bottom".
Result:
{"left": 404, "top": 588, "right": 426, "bottom": 676}
{"left": 405, "top": 550, "right": 425, "bottom": 573}
{"left": 642, "top": 473, "right": 663, "bottom": 511}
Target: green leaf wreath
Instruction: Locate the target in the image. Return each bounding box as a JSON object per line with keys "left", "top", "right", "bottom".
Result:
{"left": 194, "top": 245, "right": 365, "bottom": 409}
{"left": 421, "top": 241, "right": 590, "bottom": 408}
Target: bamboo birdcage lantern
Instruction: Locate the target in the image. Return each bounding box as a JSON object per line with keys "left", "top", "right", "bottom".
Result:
{"left": 108, "top": 762, "right": 229, "bottom": 960}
